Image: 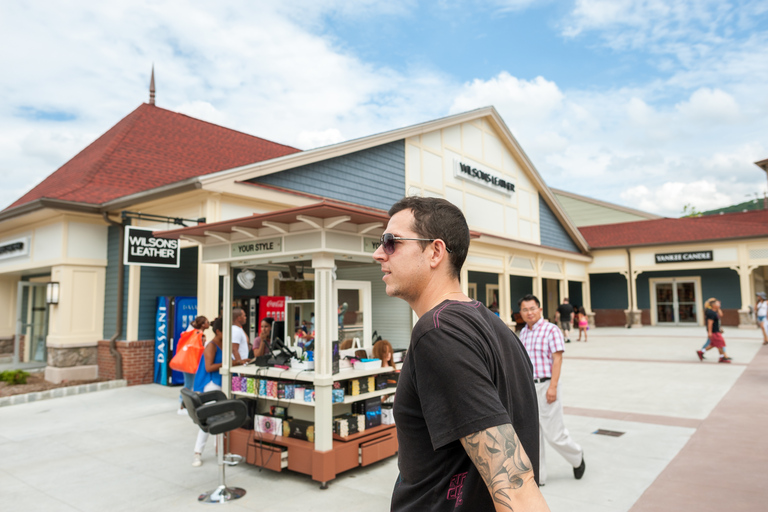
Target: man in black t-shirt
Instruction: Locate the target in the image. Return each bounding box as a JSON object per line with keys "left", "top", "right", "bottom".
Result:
{"left": 373, "top": 197, "right": 548, "bottom": 511}
{"left": 555, "top": 298, "right": 574, "bottom": 343}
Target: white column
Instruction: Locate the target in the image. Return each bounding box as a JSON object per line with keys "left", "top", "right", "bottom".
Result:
{"left": 126, "top": 265, "right": 141, "bottom": 341}
{"left": 220, "top": 264, "right": 232, "bottom": 396}
{"left": 312, "top": 252, "right": 336, "bottom": 452}
{"left": 500, "top": 270, "right": 512, "bottom": 326}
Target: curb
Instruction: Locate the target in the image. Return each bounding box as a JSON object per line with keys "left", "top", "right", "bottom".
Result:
{"left": 0, "top": 379, "right": 128, "bottom": 408}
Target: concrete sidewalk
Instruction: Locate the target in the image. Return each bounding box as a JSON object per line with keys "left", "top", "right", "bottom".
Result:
{"left": 0, "top": 326, "right": 764, "bottom": 511}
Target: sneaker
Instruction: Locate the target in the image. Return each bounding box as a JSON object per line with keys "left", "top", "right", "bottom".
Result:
{"left": 192, "top": 453, "right": 202, "bottom": 467}
{"left": 573, "top": 456, "right": 586, "bottom": 479}
{"left": 718, "top": 357, "right": 731, "bottom": 364}
{"left": 696, "top": 350, "right": 705, "bottom": 361}
{"left": 565, "top": 338, "right": 571, "bottom": 343}
{"left": 177, "top": 407, "right": 187, "bottom": 416}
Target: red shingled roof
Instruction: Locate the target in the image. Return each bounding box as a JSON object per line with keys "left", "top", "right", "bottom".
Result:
{"left": 580, "top": 209, "right": 768, "bottom": 248}
{"left": 7, "top": 103, "right": 300, "bottom": 210}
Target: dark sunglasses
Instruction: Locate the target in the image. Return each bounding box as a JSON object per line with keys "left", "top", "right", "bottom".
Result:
{"left": 379, "top": 233, "right": 452, "bottom": 255}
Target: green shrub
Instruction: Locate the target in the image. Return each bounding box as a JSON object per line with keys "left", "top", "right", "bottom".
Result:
{"left": 0, "top": 370, "right": 30, "bottom": 385}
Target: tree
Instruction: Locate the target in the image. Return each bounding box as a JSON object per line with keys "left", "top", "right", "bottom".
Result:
{"left": 681, "top": 204, "right": 701, "bottom": 218}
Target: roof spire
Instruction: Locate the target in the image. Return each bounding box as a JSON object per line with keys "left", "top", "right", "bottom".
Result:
{"left": 149, "top": 65, "right": 156, "bottom": 105}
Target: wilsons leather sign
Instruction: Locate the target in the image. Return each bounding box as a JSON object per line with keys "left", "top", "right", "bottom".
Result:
{"left": 124, "top": 227, "right": 180, "bottom": 267}
{"left": 453, "top": 159, "right": 515, "bottom": 197}
{"left": 655, "top": 251, "right": 713, "bottom": 264}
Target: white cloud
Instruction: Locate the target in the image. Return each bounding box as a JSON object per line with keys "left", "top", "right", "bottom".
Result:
{"left": 621, "top": 180, "right": 732, "bottom": 215}
{"left": 675, "top": 88, "right": 741, "bottom": 124}
{"left": 450, "top": 73, "right": 565, "bottom": 127}
{"left": 296, "top": 129, "right": 346, "bottom": 149}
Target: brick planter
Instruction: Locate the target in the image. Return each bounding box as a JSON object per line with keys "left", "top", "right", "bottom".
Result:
{"left": 97, "top": 340, "right": 155, "bottom": 386}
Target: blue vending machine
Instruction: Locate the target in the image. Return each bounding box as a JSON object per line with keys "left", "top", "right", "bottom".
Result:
{"left": 154, "top": 296, "right": 197, "bottom": 386}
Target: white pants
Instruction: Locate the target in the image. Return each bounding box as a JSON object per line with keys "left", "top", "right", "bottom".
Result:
{"left": 535, "top": 381, "right": 583, "bottom": 483}
{"left": 194, "top": 381, "right": 221, "bottom": 454}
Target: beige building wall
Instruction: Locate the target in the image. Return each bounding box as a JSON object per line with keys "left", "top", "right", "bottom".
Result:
{"left": 0, "top": 275, "right": 19, "bottom": 338}
{"left": 552, "top": 188, "right": 661, "bottom": 227}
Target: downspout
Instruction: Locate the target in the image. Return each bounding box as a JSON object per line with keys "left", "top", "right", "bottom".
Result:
{"left": 103, "top": 213, "right": 124, "bottom": 379}
{"left": 626, "top": 247, "right": 633, "bottom": 329}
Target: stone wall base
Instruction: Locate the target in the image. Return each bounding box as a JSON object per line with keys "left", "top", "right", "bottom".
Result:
{"left": 0, "top": 336, "right": 14, "bottom": 356}
{"left": 45, "top": 365, "right": 99, "bottom": 384}
{"left": 47, "top": 345, "right": 98, "bottom": 367}
{"left": 97, "top": 340, "right": 155, "bottom": 387}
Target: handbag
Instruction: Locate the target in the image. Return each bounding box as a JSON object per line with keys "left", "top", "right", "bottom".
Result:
{"left": 169, "top": 330, "right": 204, "bottom": 374}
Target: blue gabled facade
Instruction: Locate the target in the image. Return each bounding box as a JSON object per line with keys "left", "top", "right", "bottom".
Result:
{"left": 539, "top": 193, "right": 580, "bottom": 253}
{"left": 248, "top": 140, "right": 405, "bottom": 211}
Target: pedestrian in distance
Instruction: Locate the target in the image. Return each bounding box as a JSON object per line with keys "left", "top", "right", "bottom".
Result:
{"left": 576, "top": 307, "right": 589, "bottom": 342}
{"left": 518, "top": 294, "right": 586, "bottom": 486}
{"left": 373, "top": 196, "right": 549, "bottom": 511}
{"left": 555, "top": 298, "right": 574, "bottom": 343}
{"left": 696, "top": 298, "right": 731, "bottom": 363}
{"left": 756, "top": 292, "right": 768, "bottom": 345}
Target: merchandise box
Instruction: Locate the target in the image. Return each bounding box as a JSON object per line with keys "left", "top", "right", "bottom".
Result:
{"left": 254, "top": 414, "right": 283, "bottom": 437}
{"left": 283, "top": 418, "right": 315, "bottom": 442}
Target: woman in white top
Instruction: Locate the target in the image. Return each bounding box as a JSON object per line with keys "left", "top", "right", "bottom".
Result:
{"left": 756, "top": 292, "right": 768, "bottom": 345}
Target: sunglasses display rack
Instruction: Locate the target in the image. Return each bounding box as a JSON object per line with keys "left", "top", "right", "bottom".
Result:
{"left": 227, "top": 363, "right": 399, "bottom": 488}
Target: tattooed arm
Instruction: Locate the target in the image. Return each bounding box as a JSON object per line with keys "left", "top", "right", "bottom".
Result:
{"left": 461, "top": 424, "right": 550, "bottom": 511}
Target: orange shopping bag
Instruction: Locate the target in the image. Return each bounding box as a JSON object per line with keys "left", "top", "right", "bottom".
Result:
{"left": 169, "top": 330, "right": 204, "bottom": 374}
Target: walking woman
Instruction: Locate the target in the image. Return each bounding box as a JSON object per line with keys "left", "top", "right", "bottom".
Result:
{"left": 697, "top": 299, "right": 731, "bottom": 363}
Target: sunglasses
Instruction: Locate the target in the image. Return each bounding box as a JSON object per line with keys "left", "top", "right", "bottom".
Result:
{"left": 378, "top": 233, "right": 452, "bottom": 255}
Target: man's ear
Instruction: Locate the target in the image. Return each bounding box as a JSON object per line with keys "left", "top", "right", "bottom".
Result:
{"left": 428, "top": 239, "right": 450, "bottom": 270}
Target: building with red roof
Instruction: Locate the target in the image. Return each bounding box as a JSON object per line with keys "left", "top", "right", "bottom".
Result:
{"left": 580, "top": 208, "right": 768, "bottom": 330}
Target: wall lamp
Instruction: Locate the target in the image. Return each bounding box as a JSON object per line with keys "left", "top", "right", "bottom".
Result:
{"left": 46, "top": 282, "right": 60, "bottom": 305}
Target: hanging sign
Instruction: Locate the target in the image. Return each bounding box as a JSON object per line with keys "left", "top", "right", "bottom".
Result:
{"left": 363, "top": 237, "right": 381, "bottom": 253}
{"left": 0, "top": 237, "right": 28, "bottom": 260}
{"left": 124, "top": 227, "right": 180, "bottom": 267}
{"left": 231, "top": 237, "right": 282, "bottom": 257}
{"left": 453, "top": 159, "right": 515, "bottom": 197}
{"left": 655, "top": 251, "right": 713, "bottom": 264}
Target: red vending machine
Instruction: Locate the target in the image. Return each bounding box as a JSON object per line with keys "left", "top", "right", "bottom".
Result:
{"left": 258, "top": 296, "right": 286, "bottom": 334}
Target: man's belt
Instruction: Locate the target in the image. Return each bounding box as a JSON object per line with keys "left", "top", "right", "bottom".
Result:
{"left": 533, "top": 377, "right": 551, "bottom": 384}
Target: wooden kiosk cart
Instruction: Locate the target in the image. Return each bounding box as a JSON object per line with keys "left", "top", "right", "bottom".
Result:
{"left": 156, "top": 201, "right": 399, "bottom": 487}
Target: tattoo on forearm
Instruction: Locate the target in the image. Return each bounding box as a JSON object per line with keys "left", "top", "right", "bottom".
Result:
{"left": 462, "top": 424, "right": 532, "bottom": 510}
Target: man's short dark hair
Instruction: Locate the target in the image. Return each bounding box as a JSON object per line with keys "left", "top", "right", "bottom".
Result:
{"left": 518, "top": 294, "right": 541, "bottom": 308}
{"left": 232, "top": 307, "right": 244, "bottom": 322}
{"left": 388, "top": 197, "right": 469, "bottom": 279}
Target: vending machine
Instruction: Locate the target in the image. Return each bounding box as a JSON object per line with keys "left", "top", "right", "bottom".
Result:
{"left": 258, "top": 296, "right": 286, "bottom": 339}
{"left": 153, "top": 296, "right": 197, "bottom": 386}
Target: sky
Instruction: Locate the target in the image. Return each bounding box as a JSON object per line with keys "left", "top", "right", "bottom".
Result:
{"left": 1, "top": 0, "right": 768, "bottom": 217}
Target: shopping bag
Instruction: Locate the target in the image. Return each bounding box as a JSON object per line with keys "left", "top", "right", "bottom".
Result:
{"left": 169, "top": 330, "right": 204, "bottom": 374}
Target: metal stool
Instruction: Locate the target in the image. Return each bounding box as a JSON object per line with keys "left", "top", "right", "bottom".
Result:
{"left": 181, "top": 388, "right": 247, "bottom": 503}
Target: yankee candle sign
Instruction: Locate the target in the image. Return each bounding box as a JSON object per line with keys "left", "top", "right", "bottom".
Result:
{"left": 655, "top": 251, "right": 713, "bottom": 264}
{"left": 124, "top": 227, "right": 180, "bottom": 268}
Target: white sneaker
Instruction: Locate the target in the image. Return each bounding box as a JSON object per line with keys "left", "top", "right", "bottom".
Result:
{"left": 177, "top": 407, "right": 187, "bottom": 416}
{"left": 192, "top": 453, "right": 202, "bottom": 467}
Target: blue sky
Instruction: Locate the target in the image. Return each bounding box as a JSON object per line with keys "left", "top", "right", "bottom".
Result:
{"left": 1, "top": 0, "right": 767, "bottom": 216}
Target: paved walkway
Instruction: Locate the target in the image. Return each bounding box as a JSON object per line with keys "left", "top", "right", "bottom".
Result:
{"left": 0, "top": 326, "right": 764, "bottom": 511}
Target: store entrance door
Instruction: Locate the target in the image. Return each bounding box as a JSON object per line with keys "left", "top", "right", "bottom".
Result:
{"left": 654, "top": 280, "right": 698, "bottom": 324}
{"left": 14, "top": 282, "right": 48, "bottom": 365}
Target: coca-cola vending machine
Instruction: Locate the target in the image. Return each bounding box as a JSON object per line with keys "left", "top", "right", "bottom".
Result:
{"left": 258, "top": 295, "right": 286, "bottom": 335}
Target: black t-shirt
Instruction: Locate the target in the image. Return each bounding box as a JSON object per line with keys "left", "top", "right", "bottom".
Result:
{"left": 391, "top": 300, "right": 540, "bottom": 511}
{"left": 556, "top": 303, "right": 574, "bottom": 321}
{"left": 706, "top": 308, "right": 721, "bottom": 333}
